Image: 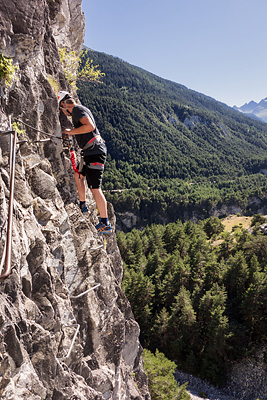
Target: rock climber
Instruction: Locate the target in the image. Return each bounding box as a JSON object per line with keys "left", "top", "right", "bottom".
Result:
{"left": 57, "top": 91, "right": 112, "bottom": 234}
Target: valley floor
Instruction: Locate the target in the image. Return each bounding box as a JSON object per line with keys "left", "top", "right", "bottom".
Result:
{"left": 175, "top": 371, "right": 237, "bottom": 400}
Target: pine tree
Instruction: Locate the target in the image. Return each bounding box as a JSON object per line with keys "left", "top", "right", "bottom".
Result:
{"left": 122, "top": 269, "right": 155, "bottom": 346}
{"left": 223, "top": 251, "right": 249, "bottom": 302}
{"left": 168, "top": 287, "right": 196, "bottom": 360}
{"left": 241, "top": 263, "right": 267, "bottom": 341}
{"left": 161, "top": 260, "right": 191, "bottom": 309}
{"left": 197, "top": 284, "right": 230, "bottom": 384}
{"left": 203, "top": 216, "right": 224, "bottom": 239}
{"left": 151, "top": 308, "right": 170, "bottom": 351}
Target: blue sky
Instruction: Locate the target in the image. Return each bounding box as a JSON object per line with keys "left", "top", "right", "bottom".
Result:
{"left": 81, "top": 0, "right": 267, "bottom": 107}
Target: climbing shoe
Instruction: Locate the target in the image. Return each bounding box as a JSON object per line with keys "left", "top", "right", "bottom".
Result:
{"left": 80, "top": 205, "right": 89, "bottom": 215}
{"left": 95, "top": 222, "right": 112, "bottom": 235}
{"left": 95, "top": 221, "right": 102, "bottom": 230}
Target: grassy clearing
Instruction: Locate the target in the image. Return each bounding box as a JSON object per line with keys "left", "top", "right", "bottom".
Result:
{"left": 222, "top": 215, "right": 252, "bottom": 232}
{"left": 211, "top": 215, "right": 253, "bottom": 246}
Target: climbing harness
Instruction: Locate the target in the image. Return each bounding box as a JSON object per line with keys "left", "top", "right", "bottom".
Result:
{"left": 82, "top": 135, "right": 103, "bottom": 151}
{"left": 88, "top": 162, "right": 104, "bottom": 170}
{"left": 78, "top": 156, "right": 104, "bottom": 172}
{"left": 75, "top": 135, "right": 105, "bottom": 174}
{"left": 79, "top": 135, "right": 105, "bottom": 171}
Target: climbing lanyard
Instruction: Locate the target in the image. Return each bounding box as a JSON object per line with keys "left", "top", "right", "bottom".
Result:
{"left": 70, "top": 148, "right": 81, "bottom": 175}
{"left": 16, "top": 118, "right": 81, "bottom": 176}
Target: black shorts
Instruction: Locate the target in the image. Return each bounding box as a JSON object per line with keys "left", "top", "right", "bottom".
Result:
{"left": 80, "top": 154, "right": 106, "bottom": 189}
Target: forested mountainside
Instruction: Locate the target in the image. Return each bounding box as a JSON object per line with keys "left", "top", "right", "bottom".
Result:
{"left": 77, "top": 49, "right": 267, "bottom": 229}
{"left": 117, "top": 215, "right": 267, "bottom": 398}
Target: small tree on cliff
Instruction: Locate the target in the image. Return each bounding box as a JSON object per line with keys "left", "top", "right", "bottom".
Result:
{"left": 143, "top": 349, "right": 190, "bottom": 400}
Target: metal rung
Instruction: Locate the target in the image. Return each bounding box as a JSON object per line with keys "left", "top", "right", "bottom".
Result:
{"left": 0, "top": 241, "right": 7, "bottom": 276}
{"left": 57, "top": 324, "right": 80, "bottom": 360}
{"left": 90, "top": 245, "right": 103, "bottom": 251}
{"left": 17, "top": 138, "right": 51, "bottom": 144}
{"left": 70, "top": 283, "right": 101, "bottom": 299}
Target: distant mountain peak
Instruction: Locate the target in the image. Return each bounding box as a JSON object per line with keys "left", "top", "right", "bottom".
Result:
{"left": 234, "top": 98, "right": 267, "bottom": 123}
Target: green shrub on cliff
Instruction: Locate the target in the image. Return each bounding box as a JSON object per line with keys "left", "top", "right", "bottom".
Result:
{"left": 143, "top": 349, "right": 190, "bottom": 400}
{"left": 0, "top": 54, "right": 17, "bottom": 86}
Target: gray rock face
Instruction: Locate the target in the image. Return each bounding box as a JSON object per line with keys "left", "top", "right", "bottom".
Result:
{"left": 0, "top": 1, "right": 150, "bottom": 399}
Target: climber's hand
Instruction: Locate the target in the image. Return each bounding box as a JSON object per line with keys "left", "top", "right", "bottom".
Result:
{"left": 62, "top": 129, "right": 72, "bottom": 136}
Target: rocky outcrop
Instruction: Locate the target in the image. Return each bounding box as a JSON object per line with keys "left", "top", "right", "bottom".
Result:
{"left": 0, "top": 1, "right": 150, "bottom": 399}
{"left": 115, "top": 196, "right": 267, "bottom": 232}
{"left": 183, "top": 115, "right": 203, "bottom": 128}
{"left": 226, "top": 346, "right": 267, "bottom": 400}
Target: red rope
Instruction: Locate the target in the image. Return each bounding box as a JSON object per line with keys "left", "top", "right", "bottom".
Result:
{"left": 70, "top": 150, "right": 80, "bottom": 174}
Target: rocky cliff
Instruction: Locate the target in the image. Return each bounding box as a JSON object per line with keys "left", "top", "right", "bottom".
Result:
{"left": 0, "top": 1, "right": 150, "bottom": 399}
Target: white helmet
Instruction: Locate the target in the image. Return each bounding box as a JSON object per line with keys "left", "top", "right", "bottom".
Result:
{"left": 57, "top": 90, "right": 71, "bottom": 104}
